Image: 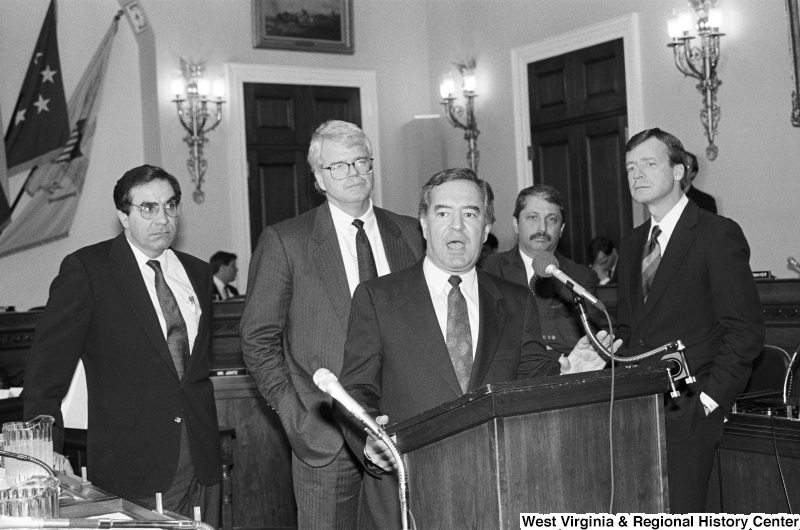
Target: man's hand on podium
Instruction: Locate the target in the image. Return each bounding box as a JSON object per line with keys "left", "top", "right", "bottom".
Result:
{"left": 364, "top": 415, "right": 397, "bottom": 473}
{"left": 561, "top": 330, "right": 621, "bottom": 374}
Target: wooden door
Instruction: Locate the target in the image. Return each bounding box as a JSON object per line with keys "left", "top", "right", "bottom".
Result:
{"left": 528, "top": 39, "right": 628, "bottom": 265}
{"left": 244, "top": 83, "right": 361, "bottom": 248}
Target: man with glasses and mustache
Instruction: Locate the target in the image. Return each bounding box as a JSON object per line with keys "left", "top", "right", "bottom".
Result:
{"left": 24, "top": 165, "right": 222, "bottom": 525}
{"left": 240, "top": 120, "right": 424, "bottom": 529}
{"left": 481, "top": 184, "right": 604, "bottom": 356}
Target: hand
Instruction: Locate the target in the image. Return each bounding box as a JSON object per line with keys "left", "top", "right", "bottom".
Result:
{"left": 561, "top": 330, "right": 622, "bottom": 374}
{"left": 364, "top": 415, "right": 397, "bottom": 473}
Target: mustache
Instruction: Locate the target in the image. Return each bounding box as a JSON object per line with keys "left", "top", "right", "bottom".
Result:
{"left": 529, "top": 231, "right": 551, "bottom": 242}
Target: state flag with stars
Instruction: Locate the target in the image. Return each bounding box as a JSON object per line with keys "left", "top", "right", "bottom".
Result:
{"left": 4, "top": 0, "right": 69, "bottom": 174}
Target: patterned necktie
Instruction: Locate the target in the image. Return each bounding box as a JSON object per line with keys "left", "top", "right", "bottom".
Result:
{"left": 641, "top": 225, "right": 662, "bottom": 303}
{"left": 147, "top": 260, "right": 190, "bottom": 379}
{"left": 352, "top": 219, "right": 378, "bottom": 282}
{"left": 446, "top": 275, "right": 473, "bottom": 394}
{"left": 528, "top": 272, "right": 539, "bottom": 297}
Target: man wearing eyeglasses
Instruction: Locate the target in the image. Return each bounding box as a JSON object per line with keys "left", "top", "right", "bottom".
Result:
{"left": 240, "top": 120, "right": 424, "bottom": 529}
{"left": 24, "top": 165, "right": 222, "bottom": 526}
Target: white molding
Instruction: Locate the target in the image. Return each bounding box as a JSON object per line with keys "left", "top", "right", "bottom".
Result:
{"left": 510, "top": 13, "right": 646, "bottom": 225}
{"left": 224, "top": 64, "right": 381, "bottom": 287}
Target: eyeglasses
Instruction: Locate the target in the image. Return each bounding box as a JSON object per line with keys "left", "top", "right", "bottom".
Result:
{"left": 322, "top": 157, "right": 374, "bottom": 180}
{"left": 126, "top": 201, "right": 182, "bottom": 219}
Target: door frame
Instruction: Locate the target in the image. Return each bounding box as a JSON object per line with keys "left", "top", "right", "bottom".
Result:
{"left": 225, "top": 63, "right": 381, "bottom": 285}
{"left": 510, "top": 13, "right": 646, "bottom": 226}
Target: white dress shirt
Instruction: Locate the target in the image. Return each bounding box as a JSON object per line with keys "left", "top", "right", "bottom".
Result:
{"left": 127, "top": 239, "right": 201, "bottom": 354}
{"left": 329, "top": 200, "right": 391, "bottom": 296}
{"left": 423, "top": 258, "right": 479, "bottom": 360}
{"left": 213, "top": 275, "right": 230, "bottom": 300}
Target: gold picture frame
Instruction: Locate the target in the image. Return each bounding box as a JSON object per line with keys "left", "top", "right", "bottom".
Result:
{"left": 252, "top": 0, "right": 354, "bottom": 54}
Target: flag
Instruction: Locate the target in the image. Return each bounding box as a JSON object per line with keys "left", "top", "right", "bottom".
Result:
{"left": 4, "top": 0, "right": 70, "bottom": 174}
{"left": 0, "top": 12, "right": 121, "bottom": 258}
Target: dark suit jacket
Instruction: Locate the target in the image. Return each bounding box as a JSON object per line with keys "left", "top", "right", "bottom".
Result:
{"left": 616, "top": 200, "right": 764, "bottom": 440}
{"left": 481, "top": 247, "right": 604, "bottom": 355}
{"left": 239, "top": 202, "right": 424, "bottom": 467}
{"left": 212, "top": 281, "right": 239, "bottom": 300}
{"left": 23, "top": 232, "right": 221, "bottom": 499}
{"left": 336, "top": 261, "right": 559, "bottom": 527}
{"left": 686, "top": 185, "right": 717, "bottom": 214}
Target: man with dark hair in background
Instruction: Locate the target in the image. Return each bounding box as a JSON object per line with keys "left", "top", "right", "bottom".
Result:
{"left": 239, "top": 120, "right": 424, "bottom": 529}
{"left": 24, "top": 164, "right": 222, "bottom": 524}
{"left": 619, "top": 128, "right": 763, "bottom": 512}
{"left": 588, "top": 236, "right": 618, "bottom": 285}
{"left": 683, "top": 151, "right": 717, "bottom": 214}
{"left": 210, "top": 251, "right": 239, "bottom": 300}
{"left": 481, "top": 184, "right": 604, "bottom": 356}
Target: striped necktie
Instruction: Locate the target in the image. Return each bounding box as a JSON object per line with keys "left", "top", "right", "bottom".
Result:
{"left": 641, "top": 225, "right": 662, "bottom": 302}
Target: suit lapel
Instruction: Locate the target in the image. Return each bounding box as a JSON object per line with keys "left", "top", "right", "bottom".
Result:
{"left": 643, "top": 201, "right": 699, "bottom": 313}
{"left": 174, "top": 251, "right": 210, "bottom": 375}
{"left": 399, "top": 263, "right": 463, "bottom": 396}
{"left": 375, "top": 207, "right": 411, "bottom": 272}
{"left": 501, "top": 246, "right": 528, "bottom": 286}
{"left": 469, "top": 270, "right": 506, "bottom": 391}
{"left": 311, "top": 203, "right": 352, "bottom": 328}
{"left": 109, "top": 233, "right": 179, "bottom": 379}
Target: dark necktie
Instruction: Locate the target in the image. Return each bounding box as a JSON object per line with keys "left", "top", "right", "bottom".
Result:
{"left": 352, "top": 219, "right": 378, "bottom": 282}
{"left": 446, "top": 275, "right": 473, "bottom": 394}
{"left": 528, "top": 272, "right": 539, "bottom": 296}
{"left": 147, "top": 260, "right": 190, "bottom": 379}
{"left": 641, "top": 225, "right": 662, "bottom": 302}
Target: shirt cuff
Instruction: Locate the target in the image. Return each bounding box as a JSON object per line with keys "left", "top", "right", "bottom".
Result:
{"left": 700, "top": 392, "right": 718, "bottom": 414}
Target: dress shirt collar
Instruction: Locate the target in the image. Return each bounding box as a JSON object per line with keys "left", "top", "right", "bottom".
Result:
{"left": 125, "top": 236, "right": 172, "bottom": 271}
{"left": 329, "top": 198, "right": 376, "bottom": 231}
{"left": 422, "top": 257, "right": 479, "bottom": 303}
{"left": 518, "top": 248, "right": 537, "bottom": 283}
{"left": 648, "top": 193, "right": 689, "bottom": 251}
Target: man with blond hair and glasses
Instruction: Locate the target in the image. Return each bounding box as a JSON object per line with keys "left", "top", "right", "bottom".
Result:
{"left": 241, "top": 120, "right": 424, "bottom": 529}
{"left": 25, "top": 164, "right": 222, "bottom": 525}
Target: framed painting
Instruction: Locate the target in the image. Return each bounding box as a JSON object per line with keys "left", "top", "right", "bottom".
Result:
{"left": 787, "top": 0, "right": 800, "bottom": 126}
{"left": 252, "top": 0, "right": 354, "bottom": 54}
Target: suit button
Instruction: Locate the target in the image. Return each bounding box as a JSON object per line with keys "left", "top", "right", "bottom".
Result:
{"left": 638, "top": 339, "right": 645, "bottom": 347}
{"left": 174, "top": 417, "right": 182, "bottom": 423}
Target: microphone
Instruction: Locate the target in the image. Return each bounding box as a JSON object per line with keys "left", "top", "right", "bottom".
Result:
{"left": 313, "top": 368, "right": 383, "bottom": 437}
{"left": 531, "top": 251, "right": 606, "bottom": 311}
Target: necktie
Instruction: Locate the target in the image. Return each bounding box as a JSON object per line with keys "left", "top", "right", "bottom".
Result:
{"left": 352, "top": 219, "right": 378, "bottom": 282}
{"left": 446, "top": 275, "right": 473, "bottom": 394}
{"left": 641, "top": 225, "right": 662, "bottom": 302}
{"left": 147, "top": 260, "right": 190, "bottom": 379}
{"left": 224, "top": 285, "right": 233, "bottom": 299}
{"left": 528, "top": 272, "right": 539, "bottom": 296}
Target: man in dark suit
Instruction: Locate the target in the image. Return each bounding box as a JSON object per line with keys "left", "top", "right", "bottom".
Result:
{"left": 481, "top": 185, "right": 604, "bottom": 355}
{"left": 24, "top": 165, "right": 222, "bottom": 524}
{"left": 683, "top": 151, "right": 717, "bottom": 214}
{"left": 619, "top": 129, "right": 764, "bottom": 512}
{"left": 210, "top": 250, "right": 239, "bottom": 300}
{"left": 239, "top": 120, "right": 424, "bottom": 529}
{"left": 336, "top": 168, "right": 616, "bottom": 528}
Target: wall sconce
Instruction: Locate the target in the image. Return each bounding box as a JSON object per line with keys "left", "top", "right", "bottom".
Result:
{"left": 171, "top": 60, "right": 224, "bottom": 204}
{"left": 667, "top": 1, "right": 724, "bottom": 161}
{"left": 439, "top": 59, "right": 480, "bottom": 172}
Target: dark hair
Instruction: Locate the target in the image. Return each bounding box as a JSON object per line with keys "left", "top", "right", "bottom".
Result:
{"left": 683, "top": 151, "right": 699, "bottom": 188}
{"left": 588, "top": 236, "right": 616, "bottom": 264}
{"left": 512, "top": 184, "right": 565, "bottom": 223}
{"left": 418, "top": 168, "right": 495, "bottom": 225}
{"left": 625, "top": 128, "right": 687, "bottom": 172}
{"left": 485, "top": 232, "right": 499, "bottom": 250}
{"left": 114, "top": 165, "right": 181, "bottom": 213}
{"left": 210, "top": 251, "right": 237, "bottom": 274}
{"left": 307, "top": 120, "right": 372, "bottom": 194}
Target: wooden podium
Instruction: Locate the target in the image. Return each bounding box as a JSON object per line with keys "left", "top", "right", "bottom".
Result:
{"left": 389, "top": 365, "right": 671, "bottom": 528}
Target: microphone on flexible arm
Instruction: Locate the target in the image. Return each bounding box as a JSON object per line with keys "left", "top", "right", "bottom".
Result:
{"left": 531, "top": 250, "right": 606, "bottom": 311}
{"left": 313, "top": 368, "right": 412, "bottom": 530}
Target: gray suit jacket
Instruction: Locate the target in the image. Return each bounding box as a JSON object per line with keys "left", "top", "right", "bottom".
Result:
{"left": 239, "top": 202, "right": 424, "bottom": 466}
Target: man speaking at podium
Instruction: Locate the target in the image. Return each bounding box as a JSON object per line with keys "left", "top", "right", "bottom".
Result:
{"left": 335, "top": 168, "right": 617, "bottom": 528}
{"left": 618, "top": 129, "right": 764, "bottom": 513}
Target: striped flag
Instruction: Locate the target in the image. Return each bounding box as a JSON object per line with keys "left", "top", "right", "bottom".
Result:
{"left": 0, "top": 12, "right": 121, "bottom": 257}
